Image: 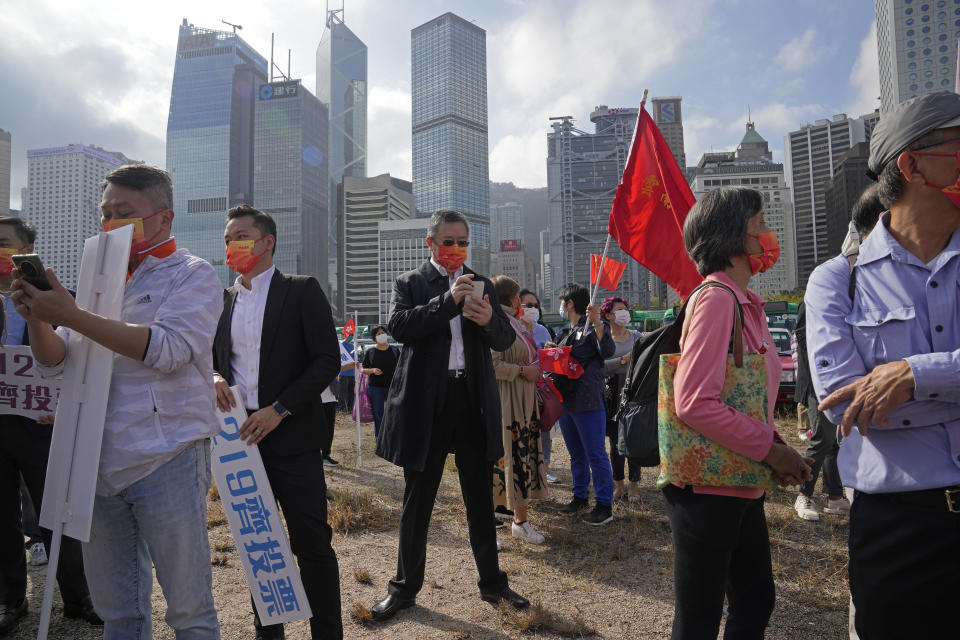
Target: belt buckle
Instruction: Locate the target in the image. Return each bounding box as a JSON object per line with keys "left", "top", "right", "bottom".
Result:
{"left": 946, "top": 488, "right": 960, "bottom": 513}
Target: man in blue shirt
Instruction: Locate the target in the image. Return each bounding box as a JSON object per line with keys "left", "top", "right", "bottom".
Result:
{"left": 806, "top": 92, "right": 960, "bottom": 639}
{"left": 337, "top": 335, "right": 356, "bottom": 414}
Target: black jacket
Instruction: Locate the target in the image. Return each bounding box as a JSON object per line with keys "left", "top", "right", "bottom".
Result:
{"left": 212, "top": 270, "right": 341, "bottom": 457}
{"left": 375, "top": 262, "right": 515, "bottom": 471}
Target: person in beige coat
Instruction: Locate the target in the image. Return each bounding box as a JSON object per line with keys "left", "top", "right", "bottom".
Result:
{"left": 490, "top": 275, "right": 549, "bottom": 544}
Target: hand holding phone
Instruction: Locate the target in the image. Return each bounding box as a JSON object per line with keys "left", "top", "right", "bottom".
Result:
{"left": 471, "top": 280, "right": 484, "bottom": 299}
{"left": 12, "top": 254, "right": 52, "bottom": 291}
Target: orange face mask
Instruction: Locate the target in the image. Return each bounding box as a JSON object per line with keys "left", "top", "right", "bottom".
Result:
{"left": 102, "top": 210, "right": 166, "bottom": 263}
{"left": 225, "top": 240, "right": 264, "bottom": 274}
{"left": 0, "top": 248, "right": 18, "bottom": 277}
{"left": 433, "top": 243, "right": 467, "bottom": 272}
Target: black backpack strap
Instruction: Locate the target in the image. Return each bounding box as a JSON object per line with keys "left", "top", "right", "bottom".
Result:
{"left": 845, "top": 248, "right": 858, "bottom": 302}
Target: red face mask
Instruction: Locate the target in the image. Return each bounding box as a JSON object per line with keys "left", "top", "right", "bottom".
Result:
{"left": 912, "top": 149, "right": 960, "bottom": 208}
{"left": 225, "top": 239, "right": 265, "bottom": 274}
{"left": 433, "top": 242, "right": 467, "bottom": 272}
{"left": 746, "top": 231, "right": 780, "bottom": 274}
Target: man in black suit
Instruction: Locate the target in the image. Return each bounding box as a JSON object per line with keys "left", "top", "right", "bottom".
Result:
{"left": 212, "top": 205, "right": 342, "bottom": 640}
{"left": 369, "top": 209, "right": 530, "bottom": 621}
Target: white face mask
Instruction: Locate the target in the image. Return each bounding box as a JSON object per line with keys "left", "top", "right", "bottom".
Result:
{"left": 559, "top": 302, "right": 567, "bottom": 320}
{"left": 522, "top": 307, "right": 539, "bottom": 324}
{"left": 376, "top": 333, "right": 388, "bottom": 345}
{"left": 613, "top": 309, "right": 631, "bottom": 326}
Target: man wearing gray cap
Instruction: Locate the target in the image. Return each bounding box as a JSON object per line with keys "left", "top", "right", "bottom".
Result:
{"left": 805, "top": 91, "right": 960, "bottom": 639}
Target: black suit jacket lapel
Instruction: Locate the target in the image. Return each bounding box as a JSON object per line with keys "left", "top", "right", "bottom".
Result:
{"left": 259, "top": 270, "right": 289, "bottom": 377}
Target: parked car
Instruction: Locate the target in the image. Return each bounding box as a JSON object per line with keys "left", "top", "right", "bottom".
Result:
{"left": 769, "top": 327, "right": 795, "bottom": 404}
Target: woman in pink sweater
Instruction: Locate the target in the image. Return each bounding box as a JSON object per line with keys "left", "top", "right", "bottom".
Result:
{"left": 665, "top": 187, "right": 811, "bottom": 639}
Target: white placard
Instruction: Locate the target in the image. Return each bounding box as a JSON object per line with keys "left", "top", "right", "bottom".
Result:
{"left": 0, "top": 346, "right": 61, "bottom": 421}
{"left": 212, "top": 391, "right": 312, "bottom": 625}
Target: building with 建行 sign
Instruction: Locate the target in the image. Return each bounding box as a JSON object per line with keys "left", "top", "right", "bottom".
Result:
{"left": 166, "top": 19, "right": 268, "bottom": 286}
{"left": 377, "top": 218, "right": 431, "bottom": 325}
{"left": 253, "top": 79, "right": 329, "bottom": 290}
{"left": 411, "top": 12, "right": 491, "bottom": 273}
{"left": 317, "top": 7, "right": 368, "bottom": 315}
{"left": 546, "top": 107, "right": 653, "bottom": 310}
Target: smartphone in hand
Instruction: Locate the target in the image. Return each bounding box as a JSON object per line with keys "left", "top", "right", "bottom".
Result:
{"left": 12, "top": 254, "right": 52, "bottom": 291}
{"left": 471, "top": 280, "right": 484, "bottom": 299}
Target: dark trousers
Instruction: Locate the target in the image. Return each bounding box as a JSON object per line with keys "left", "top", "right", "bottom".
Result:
{"left": 849, "top": 490, "right": 960, "bottom": 639}
{"left": 254, "top": 449, "right": 343, "bottom": 639}
{"left": 367, "top": 385, "right": 389, "bottom": 438}
{"left": 0, "top": 418, "right": 90, "bottom": 605}
{"left": 337, "top": 379, "right": 355, "bottom": 412}
{"left": 662, "top": 484, "right": 775, "bottom": 640}
{"left": 388, "top": 378, "right": 507, "bottom": 598}
{"left": 20, "top": 477, "right": 43, "bottom": 548}
{"left": 321, "top": 402, "right": 337, "bottom": 458}
{"left": 607, "top": 430, "right": 640, "bottom": 482}
{"left": 800, "top": 391, "right": 842, "bottom": 497}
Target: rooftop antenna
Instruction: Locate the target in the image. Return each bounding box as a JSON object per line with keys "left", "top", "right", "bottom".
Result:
{"left": 221, "top": 19, "right": 242, "bottom": 34}
{"left": 747, "top": 104, "right": 752, "bottom": 123}
{"left": 269, "top": 34, "right": 290, "bottom": 82}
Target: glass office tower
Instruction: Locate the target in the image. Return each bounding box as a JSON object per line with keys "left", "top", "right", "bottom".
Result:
{"left": 411, "top": 12, "right": 490, "bottom": 272}
{"left": 317, "top": 9, "right": 367, "bottom": 308}
{"left": 166, "top": 20, "right": 268, "bottom": 285}
{"left": 253, "top": 79, "right": 329, "bottom": 285}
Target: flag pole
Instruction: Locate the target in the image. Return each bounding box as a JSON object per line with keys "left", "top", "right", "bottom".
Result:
{"left": 354, "top": 310, "right": 361, "bottom": 468}
{"left": 593, "top": 89, "right": 649, "bottom": 307}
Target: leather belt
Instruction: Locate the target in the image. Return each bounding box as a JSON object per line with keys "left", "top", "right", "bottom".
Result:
{"left": 447, "top": 369, "right": 466, "bottom": 379}
{"left": 861, "top": 486, "right": 960, "bottom": 513}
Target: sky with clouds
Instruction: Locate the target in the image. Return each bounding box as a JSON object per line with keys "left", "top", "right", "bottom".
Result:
{"left": 1, "top": 0, "right": 879, "bottom": 210}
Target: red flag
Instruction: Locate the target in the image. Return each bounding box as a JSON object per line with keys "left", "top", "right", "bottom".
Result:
{"left": 342, "top": 317, "right": 356, "bottom": 338}
{"left": 590, "top": 254, "right": 627, "bottom": 291}
{"left": 538, "top": 347, "right": 584, "bottom": 379}
{"left": 608, "top": 106, "right": 702, "bottom": 298}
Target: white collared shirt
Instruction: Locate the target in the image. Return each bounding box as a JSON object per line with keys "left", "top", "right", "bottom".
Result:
{"left": 430, "top": 258, "right": 466, "bottom": 370}
{"left": 230, "top": 265, "right": 276, "bottom": 410}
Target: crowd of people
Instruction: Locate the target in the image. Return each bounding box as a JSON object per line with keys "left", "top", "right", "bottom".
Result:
{"left": 2, "top": 90, "right": 959, "bottom": 640}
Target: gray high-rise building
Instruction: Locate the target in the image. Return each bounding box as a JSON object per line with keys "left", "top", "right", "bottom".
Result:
{"left": 824, "top": 142, "right": 872, "bottom": 257}
{"left": 784, "top": 110, "right": 880, "bottom": 286}
{"left": 877, "top": 0, "right": 958, "bottom": 113}
{"left": 0, "top": 129, "right": 10, "bottom": 215}
{"left": 339, "top": 173, "right": 414, "bottom": 323}
{"left": 652, "top": 97, "right": 686, "bottom": 169}
{"left": 378, "top": 218, "right": 431, "bottom": 324}
{"left": 547, "top": 106, "right": 651, "bottom": 308}
{"left": 411, "top": 12, "right": 491, "bottom": 272}
{"left": 317, "top": 8, "right": 367, "bottom": 305}
{"left": 253, "top": 79, "right": 329, "bottom": 287}
{"left": 489, "top": 202, "right": 523, "bottom": 250}
{"left": 166, "top": 20, "right": 268, "bottom": 285}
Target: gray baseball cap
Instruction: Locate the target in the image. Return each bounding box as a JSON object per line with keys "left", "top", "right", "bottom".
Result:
{"left": 867, "top": 91, "right": 960, "bottom": 179}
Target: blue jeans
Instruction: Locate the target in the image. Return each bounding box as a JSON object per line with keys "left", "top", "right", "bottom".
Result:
{"left": 557, "top": 409, "right": 614, "bottom": 506}
{"left": 541, "top": 428, "right": 553, "bottom": 467}
{"left": 83, "top": 440, "right": 220, "bottom": 640}
{"left": 367, "top": 385, "right": 389, "bottom": 437}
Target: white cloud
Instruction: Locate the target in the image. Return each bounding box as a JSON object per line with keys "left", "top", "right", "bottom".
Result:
{"left": 775, "top": 28, "right": 819, "bottom": 73}
{"left": 847, "top": 20, "right": 880, "bottom": 117}
{"left": 366, "top": 86, "right": 412, "bottom": 179}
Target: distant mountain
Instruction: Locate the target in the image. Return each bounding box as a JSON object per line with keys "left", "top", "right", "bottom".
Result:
{"left": 489, "top": 182, "right": 548, "bottom": 262}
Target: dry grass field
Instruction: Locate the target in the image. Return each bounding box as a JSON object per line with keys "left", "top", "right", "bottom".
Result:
{"left": 13, "top": 409, "right": 850, "bottom": 639}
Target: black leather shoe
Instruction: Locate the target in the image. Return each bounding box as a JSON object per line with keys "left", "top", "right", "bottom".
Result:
{"left": 370, "top": 593, "right": 415, "bottom": 621}
{"left": 63, "top": 596, "right": 103, "bottom": 626}
{"left": 0, "top": 599, "right": 27, "bottom": 636}
{"left": 254, "top": 628, "right": 284, "bottom": 640}
{"left": 558, "top": 496, "right": 589, "bottom": 514}
{"left": 480, "top": 586, "right": 530, "bottom": 610}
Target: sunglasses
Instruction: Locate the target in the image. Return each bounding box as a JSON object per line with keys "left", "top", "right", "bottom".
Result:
{"left": 437, "top": 239, "right": 470, "bottom": 247}
{"left": 522, "top": 302, "right": 539, "bottom": 308}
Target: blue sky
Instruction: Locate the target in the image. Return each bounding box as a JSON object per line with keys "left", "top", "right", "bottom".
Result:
{"left": 1, "top": 0, "right": 878, "bottom": 209}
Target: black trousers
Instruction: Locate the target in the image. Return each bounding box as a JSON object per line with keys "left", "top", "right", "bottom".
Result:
{"left": 662, "top": 484, "right": 775, "bottom": 640}
{"left": 0, "top": 418, "right": 90, "bottom": 605}
{"left": 849, "top": 490, "right": 960, "bottom": 639}
{"left": 388, "top": 377, "right": 507, "bottom": 597}
{"left": 254, "top": 449, "right": 343, "bottom": 639}
{"left": 321, "top": 402, "right": 337, "bottom": 458}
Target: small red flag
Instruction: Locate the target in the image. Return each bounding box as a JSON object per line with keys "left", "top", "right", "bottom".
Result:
{"left": 342, "top": 317, "right": 356, "bottom": 338}
{"left": 607, "top": 106, "right": 702, "bottom": 298}
{"left": 590, "top": 254, "right": 627, "bottom": 291}
{"left": 538, "top": 346, "right": 584, "bottom": 379}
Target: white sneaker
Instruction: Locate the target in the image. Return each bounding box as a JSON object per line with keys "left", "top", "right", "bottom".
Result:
{"left": 545, "top": 470, "right": 560, "bottom": 484}
{"left": 824, "top": 497, "right": 851, "bottom": 515}
{"left": 28, "top": 541, "right": 48, "bottom": 566}
{"left": 794, "top": 494, "right": 820, "bottom": 521}
{"left": 511, "top": 521, "right": 545, "bottom": 544}
{"left": 496, "top": 538, "right": 503, "bottom": 551}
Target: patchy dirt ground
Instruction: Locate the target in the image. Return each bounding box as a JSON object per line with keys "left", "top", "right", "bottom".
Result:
{"left": 14, "top": 411, "right": 850, "bottom": 639}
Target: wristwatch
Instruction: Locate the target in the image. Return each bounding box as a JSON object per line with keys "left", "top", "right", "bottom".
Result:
{"left": 272, "top": 401, "right": 292, "bottom": 419}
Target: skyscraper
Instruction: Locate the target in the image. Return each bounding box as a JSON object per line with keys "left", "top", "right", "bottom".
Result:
{"left": 547, "top": 107, "right": 651, "bottom": 307}
{"left": 411, "top": 12, "right": 491, "bottom": 272}
{"left": 490, "top": 202, "right": 524, "bottom": 250}
{"left": 253, "top": 79, "right": 329, "bottom": 286}
{"left": 689, "top": 122, "right": 798, "bottom": 298}
{"left": 877, "top": 0, "right": 959, "bottom": 113}
{"left": 339, "top": 173, "right": 414, "bottom": 323}
{"left": 824, "top": 142, "right": 872, "bottom": 256}
{"left": 652, "top": 97, "right": 687, "bottom": 169}
{"left": 26, "top": 144, "right": 139, "bottom": 286}
{"left": 378, "top": 218, "right": 431, "bottom": 324}
{"left": 166, "top": 20, "right": 268, "bottom": 285}
{"left": 317, "top": 8, "right": 367, "bottom": 305}
{"left": 0, "top": 129, "right": 10, "bottom": 215}
{"left": 784, "top": 111, "right": 879, "bottom": 286}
